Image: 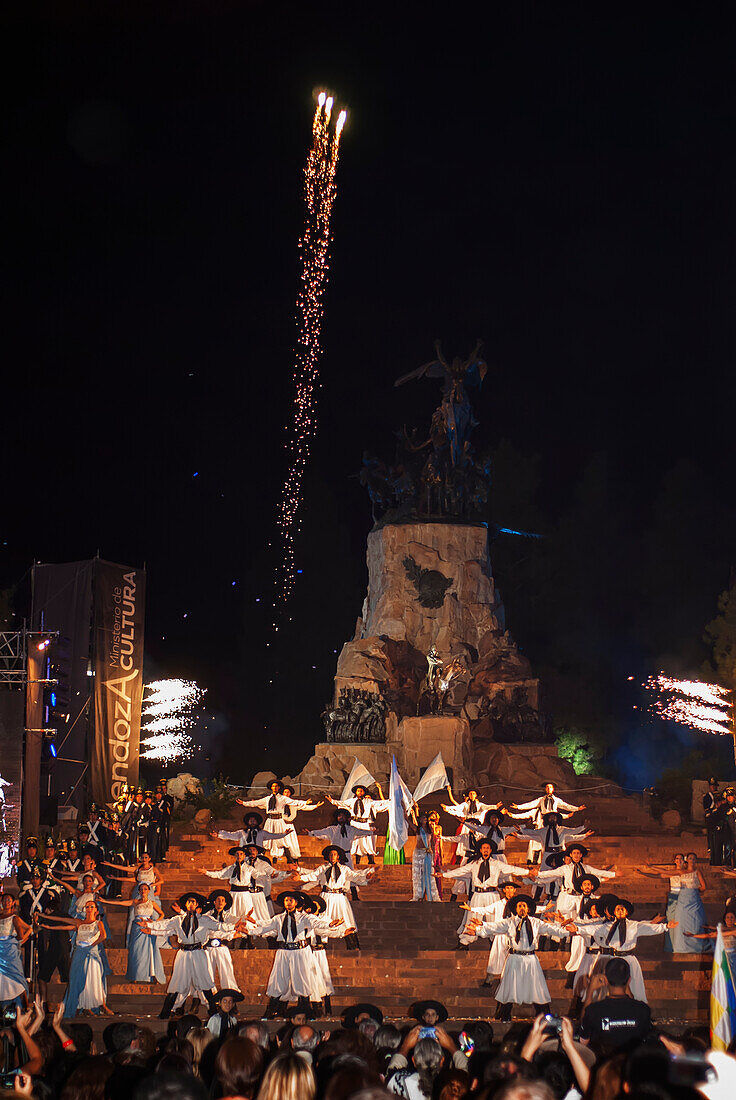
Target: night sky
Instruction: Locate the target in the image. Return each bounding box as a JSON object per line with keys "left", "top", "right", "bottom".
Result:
{"left": 4, "top": 5, "right": 736, "bottom": 785}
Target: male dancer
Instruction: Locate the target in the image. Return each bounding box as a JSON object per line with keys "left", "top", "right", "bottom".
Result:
{"left": 443, "top": 840, "right": 537, "bottom": 945}
{"left": 238, "top": 889, "right": 347, "bottom": 1018}
{"left": 140, "top": 891, "right": 220, "bottom": 1018}
{"left": 327, "top": 782, "right": 390, "bottom": 865}
{"left": 508, "top": 783, "right": 586, "bottom": 864}
{"left": 238, "top": 781, "right": 319, "bottom": 862}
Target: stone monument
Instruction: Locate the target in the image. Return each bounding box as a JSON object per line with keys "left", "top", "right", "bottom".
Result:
{"left": 295, "top": 341, "right": 552, "bottom": 794}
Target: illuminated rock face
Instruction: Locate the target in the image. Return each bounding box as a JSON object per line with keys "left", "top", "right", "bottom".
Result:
{"left": 335, "top": 523, "right": 536, "bottom": 715}
{"left": 292, "top": 522, "right": 547, "bottom": 795}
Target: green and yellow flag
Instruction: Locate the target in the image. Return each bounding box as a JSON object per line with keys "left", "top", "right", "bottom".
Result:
{"left": 710, "top": 924, "right": 736, "bottom": 1051}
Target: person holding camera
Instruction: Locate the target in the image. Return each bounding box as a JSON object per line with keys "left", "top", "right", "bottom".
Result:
{"left": 579, "top": 957, "right": 652, "bottom": 1055}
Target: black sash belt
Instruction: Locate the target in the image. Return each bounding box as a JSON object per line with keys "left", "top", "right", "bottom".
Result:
{"left": 180, "top": 943, "right": 203, "bottom": 952}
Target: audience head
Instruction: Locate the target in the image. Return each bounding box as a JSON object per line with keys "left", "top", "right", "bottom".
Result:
{"left": 216, "top": 1036, "right": 265, "bottom": 1100}
{"left": 604, "top": 957, "right": 631, "bottom": 990}
{"left": 256, "top": 1051, "right": 316, "bottom": 1100}
{"left": 291, "top": 1026, "right": 320, "bottom": 1056}
{"left": 239, "top": 1020, "right": 271, "bottom": 1051}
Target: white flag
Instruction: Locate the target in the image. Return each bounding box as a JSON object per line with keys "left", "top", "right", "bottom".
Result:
{"left": 387, "top": 755, "right": 411, "bottom": 852}
{"left": 339, "top": 758, "right": 377, "bottom": 804}
{"left": 412, "top": 753, "right": 449, "bottom": 803}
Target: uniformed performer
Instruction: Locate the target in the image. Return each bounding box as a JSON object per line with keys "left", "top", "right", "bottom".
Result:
{"left": 465, "top": 894, "right": 575, "bottom": 1019}
{"left": 443, "top": 841, "right": 536, "bottom": 944}
{"left": 238, "top": 889, "right": 346, "bottom": 1019}
{"left": 441, "top": 786, "right": 503, "bottom": 862}
{"left": 327, "top": 783, "right": 391, "bottom": 865}
{"left": 508, "top": 783, "right": 586, "bottom": 864}
{"left": 139, "top": 891, "right": 220, "bottom": 1018}
{"left": 294, "top": 845, "right": 376, "bottom": 949}
{"left": 237, "top": 781, "right": 318, "bottom": 862}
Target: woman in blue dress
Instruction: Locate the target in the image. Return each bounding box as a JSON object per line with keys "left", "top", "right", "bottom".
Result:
{"left": 102, "top": 852, "right": 164, "bottom": 944}
{"left": 36, "top": 900, "right": 113, "bottom": 1018}
{"left": 105, "top": 883, "right": 165, "bottom": 982}
{"left": 635, "top": 853, "right": 687, "bottom": 952}
{"left": 677, "top": 852, "right": 708, "bottom": 952}
{"left": 0, "top": 894, "right": 31, "bottom": 1007}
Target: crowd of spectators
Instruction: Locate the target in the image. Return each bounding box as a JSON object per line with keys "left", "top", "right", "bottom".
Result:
{"left": 1, "top": 960, "right": 734, "bottom": 1100}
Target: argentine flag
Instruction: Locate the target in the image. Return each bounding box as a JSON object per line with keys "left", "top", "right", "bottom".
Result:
{"left": 387, "top": 755, "right": 412, "bottom": 852}
{"left": 710, "top": 924, "right": 736, "bottom": 1051}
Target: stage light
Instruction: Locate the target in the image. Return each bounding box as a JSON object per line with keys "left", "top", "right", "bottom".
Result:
{"left": 50, "top": 691, "right": 57, "bottom": 706}
{"left": 37, "top": 639, "right": 51, "bottom": 651}
{"left": 49, "top": 743, "right": 57, "bottom": 759}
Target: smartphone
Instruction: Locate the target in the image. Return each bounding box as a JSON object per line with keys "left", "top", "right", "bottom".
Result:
{"left": 418, "top": 1026, "right": 437, "bottom": 1040}
{"left": 542, "top": 1013, "right": 562, "bottom": 1036}
{"left": 458, "top": 1032, "right": 475, "bottom": 1055}
{"left": 0, "top": 1070, "right": 20, "bottom": 1091}
{"left": 668, "top": 1051, "right": 715, "bottom": 1087}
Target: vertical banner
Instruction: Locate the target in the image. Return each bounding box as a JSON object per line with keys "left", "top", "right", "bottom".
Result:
{"left": 92, "top": 560, "right": 146, "bottom": 806}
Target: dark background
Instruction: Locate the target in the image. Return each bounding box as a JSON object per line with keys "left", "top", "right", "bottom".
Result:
{"left": 3, "top": 4, "right": 736, "bottom": 790}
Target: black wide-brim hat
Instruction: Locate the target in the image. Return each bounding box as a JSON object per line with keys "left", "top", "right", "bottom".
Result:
{"left": 342, "top": 1003, "right": 384, "bottom": 1029}
{"left": 614, "top": 897, "right": 635, "bottom": 916}
{"left": 333, "top": 809, "right": 352, "bottom": 822}
{"left": 228, "top": 846, "right": 249, "bottom": 857}
{"left": 243, "top": 844, "right": 268, "bottom": 857}
{"left": 178, "top": 891, "right": 208, "bottom": 910}
{"left": 565, "top": 843, "right": 589, "bottom": 858}
{"left": 275, "top": 890, "right": 303, "bottom": 909}
{"left": 510, "top": 894, "right": 537, "bottom": 916}
{"left": 484, "top": 810, "right": 505, "bottom": 825}
{"left": 207, "top": 889, "right": 233, "bottom": 910}
{"left": 213, "top": 988, "right": 244, "bottom": 1004}
{"left": 579, "top": 874, "right": 600, "bottom": 892}
{"left": 545, "top": 852, "right": 567, "bottom": 869}
{"left": 541, "top": 812, "right": 561, "bottom": 824}
{"left": 269, "top": 781, "right": 284, "bottom": 793}
{"left": 243, "top": 812, "right": 264, "bottom": 827}
{"left": 410, "top": 999, "right": 448, "bottom": 1023}
{"left": 303, "top": 895, "right": 327, "bottom": 915}
{"left": 596, "top": 893, "right": 619, "bottom": 916}
{"left": 351, "top": 784, "right": 370, "bottom": 795}
{"left": 322, "top": 845, "right": 348, "bottom": 863}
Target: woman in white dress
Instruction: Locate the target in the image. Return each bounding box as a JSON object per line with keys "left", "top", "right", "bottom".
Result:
{"left": 465, "top": 893, "right": 574, "bottom": 1020}
{"left": 37, "top": 900, "right": 113, "bottom": 1017}
{"left": 295, "top": 845, "right": 375, "bottom": 948}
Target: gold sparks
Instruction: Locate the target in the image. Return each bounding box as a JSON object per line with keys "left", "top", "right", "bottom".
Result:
{"left": 643, "top": 673, "right": 732, "bottom": 735}
{"left": 275, "top": 92, "right": 347, "bottom": 613}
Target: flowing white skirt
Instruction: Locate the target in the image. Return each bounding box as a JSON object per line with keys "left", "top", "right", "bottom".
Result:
{"left": 167, "top": 948, "right": 215, "bottom": 995}
{"left": 205, "top": 943, "right": 240, "bottom": 990}
{"left": 266, "top": 946, "right": 317, "bottom": 999}
{"left": 496, "top": 952, "right": 551, "bottom": 1005}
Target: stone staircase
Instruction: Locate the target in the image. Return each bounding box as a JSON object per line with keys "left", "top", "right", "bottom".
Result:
{"left": 35, "top": 803, "right": 726, "bottom": 1032}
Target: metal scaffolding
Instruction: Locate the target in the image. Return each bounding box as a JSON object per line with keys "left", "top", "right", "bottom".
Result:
{"left": 0, "top": 630, "right": 26, "bottom": 689}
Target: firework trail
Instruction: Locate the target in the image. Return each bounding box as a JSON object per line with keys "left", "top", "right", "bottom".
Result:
{"left": 140, "top": 678, "right": 207, "bottom": 762}
{"left": 642, "top": 673, "right": 732, "bottom": 735}
{"left": 275, "top": 93, "right": 347, "bottom": 615}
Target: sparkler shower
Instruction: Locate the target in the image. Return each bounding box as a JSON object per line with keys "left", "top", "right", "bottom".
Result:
{"left": 643, "top": 673, "right": 732, "bottom": 736}
{"left": 140, "top": 678, "right": 207, "bottom": 762}
{"left": 275, "top": 92, "right": 347, "bottom": 614}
